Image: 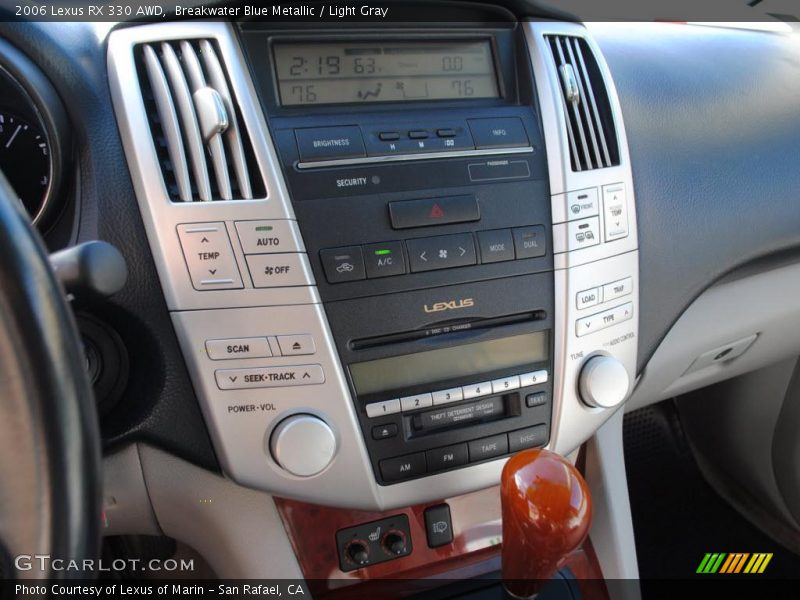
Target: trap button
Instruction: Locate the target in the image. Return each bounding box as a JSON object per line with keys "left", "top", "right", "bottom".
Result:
{"left": 320, "top": 246, "right": 366, "bottom": 283}
{"left": 424, "top": 503, "right": 454, "bottom": 548}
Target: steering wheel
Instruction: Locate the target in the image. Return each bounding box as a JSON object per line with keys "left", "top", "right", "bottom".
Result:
{"left": 0, "top": 170, "right": 101, "bottom": 578}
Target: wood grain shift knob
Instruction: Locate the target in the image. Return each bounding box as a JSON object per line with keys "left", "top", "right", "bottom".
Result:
{"left": 501, "top": 448, "right": 592, "bottom": 598}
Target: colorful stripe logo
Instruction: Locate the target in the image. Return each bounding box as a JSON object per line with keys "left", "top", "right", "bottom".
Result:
{"left": 696, "top": 553, "right": 773, "bottom": 574}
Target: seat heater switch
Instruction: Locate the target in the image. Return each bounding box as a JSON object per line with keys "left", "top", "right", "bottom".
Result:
{"left": 270, "top": 414, "right": 336, "bottom": 477}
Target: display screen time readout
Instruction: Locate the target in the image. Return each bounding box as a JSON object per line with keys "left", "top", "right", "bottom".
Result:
{"left": 273, "top": 40, "right": 500, "bottom": 106}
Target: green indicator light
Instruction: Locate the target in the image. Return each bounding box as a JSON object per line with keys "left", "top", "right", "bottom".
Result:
{"left": 374, "top": 249, "right": 392, "bottom": 256}
{"left": 255, "top": 226, "right": 274, "bottom": 232}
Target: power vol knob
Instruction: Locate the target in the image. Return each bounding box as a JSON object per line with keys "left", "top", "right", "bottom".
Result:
{"left": 270, "top": 414, "right": 336, "bottom": 477}
{"left": 578, "top": 355, "right": 630, "bottom": 409}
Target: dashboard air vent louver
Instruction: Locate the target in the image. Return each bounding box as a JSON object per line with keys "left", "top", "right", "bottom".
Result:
{"left": 545, "top": 35, "right": 620, "bottom": 172}
{"left": 135, "top": 40, "right": 264, "bottom": 202}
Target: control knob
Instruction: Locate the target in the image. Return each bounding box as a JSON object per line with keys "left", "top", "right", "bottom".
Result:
{"left": 345, "top": 541, "right": 370, "bottom": 566}
{"left": 382, "top": 530, "right": 407, "bottom": 555}
{"left": 578, "top": 355, "right": 630, "bottom": 408}
{"left": 270, "top": 414, "right": 336, "bottom": 477}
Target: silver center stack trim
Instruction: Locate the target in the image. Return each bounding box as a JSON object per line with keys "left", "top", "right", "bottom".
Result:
{"left": 524, "top": 21, "right": 639, "bottom": 456}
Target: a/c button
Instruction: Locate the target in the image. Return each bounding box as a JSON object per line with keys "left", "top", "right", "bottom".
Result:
{"left": 363, "top": 241, "right": 406, "bottom": 278}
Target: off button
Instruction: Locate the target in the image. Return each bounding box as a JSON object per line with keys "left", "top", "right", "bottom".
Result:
{"left": 246, "top": 254, "right": 312, "bottom": 287}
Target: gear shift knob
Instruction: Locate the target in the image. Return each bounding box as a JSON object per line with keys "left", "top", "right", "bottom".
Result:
{"left": 501, "top": 449, "right": 592, "bottom": 598}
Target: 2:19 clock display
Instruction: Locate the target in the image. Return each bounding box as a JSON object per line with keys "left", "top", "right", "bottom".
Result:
{"left": 273, "top": 40, "right": 500, "bottom": 106}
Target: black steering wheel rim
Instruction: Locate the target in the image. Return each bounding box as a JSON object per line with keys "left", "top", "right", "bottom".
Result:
{"left": 0, "top": 169, "right": 101, "bottom": 579}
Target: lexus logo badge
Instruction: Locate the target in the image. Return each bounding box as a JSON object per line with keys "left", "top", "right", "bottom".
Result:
{"left": 423, "top": 298, "right": 475, "bottom": 313}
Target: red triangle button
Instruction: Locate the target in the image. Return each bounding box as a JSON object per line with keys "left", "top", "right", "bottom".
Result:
{"left": 429, "top": 203, "right": 445, "bottom": 218}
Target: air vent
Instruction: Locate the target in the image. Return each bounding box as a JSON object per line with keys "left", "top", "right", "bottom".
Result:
{"left": 545, "top": 35, "right": 620, "bottom": 172}
{"left": 135, "top": 40, "right": 265, "bottom": 202}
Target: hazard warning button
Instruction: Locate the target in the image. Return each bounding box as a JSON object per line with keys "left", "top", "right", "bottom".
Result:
{"left": 388, "top": 195, "right": 479, "bottom": 230}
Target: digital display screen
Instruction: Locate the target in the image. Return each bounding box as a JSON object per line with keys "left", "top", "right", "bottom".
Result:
{"left": 273, "top": 40, "right": 500, "bottom": 106}
{"left": 349, "top": 332, "right": 548, "bottom": 396}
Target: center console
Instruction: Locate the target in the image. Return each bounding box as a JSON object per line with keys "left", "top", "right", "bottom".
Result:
{"left": 108, "top": 17, "right": 638, "bottom": 511}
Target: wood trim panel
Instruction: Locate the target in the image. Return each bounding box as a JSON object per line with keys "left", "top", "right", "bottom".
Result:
{"left": 274, "top": 485, "right": 607, "bottom": 600}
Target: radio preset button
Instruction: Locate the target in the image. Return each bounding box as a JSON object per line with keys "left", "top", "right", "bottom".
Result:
{"left": 491, "top": 375, "right": 520, "bottom": 394}
{"left": 400, "top": 393, "right": 433, "bottom": 412}
{"left": 520, "top": 370, "right": 549, "bottom": 387}
{"left": 468, "top": 117, "right": 530, "bottom": 149}
{"left": 366, "top": 399, "right": 401, "bottom": 418}
{"left": 206, "top": 337, "right": 271, "bottom": 360}
{"left": 477, "top": 229, "right": 515, "bottom": 264}
{"left": 512, "top": 226, "right": 547, "bottom": 259}
{"left": 320, "top": 246, "right": 366, "bottom": 283}
{"left": 389, "top": 195, "right": 479, "bottom": 230}
{"left": 277, "top": 334, "right": 315, "bottom": 356}
{"left": 437, "top": 128, "right": 457, "bottom": 138}
{"left": 215, "top": 364, "right": 324, "bottom": 390}
{"left": 380, "top": 453, "right": 426, "bottom": 482}
{"left": 407, "top": 233, "right": 477, "bottom": 273}
{"left": 426, "top": 444, "right": 468, "bottom": 472}
{"left": 408, "top": 130, "right": 429, "bottom": 139}
{"left": 379, "top": 131, "right": 400, "bottom": 141}
{"left": 295, "top": 125, "right": 366, "bottom": 162}
{"left": 432, "top": 387, "right": 464, "bottom": 405}
{"left": 468, "top": 434, "right": 509, "bottom": 462}
{"left": 509, "top": 424, "right": 548, "bottom": 452}
{"left": 363, "top": 241, "right": 407, "bottom": 278}
{"left": 577, "top": 287, "right": 601, "bottom": 310}
{"left": 462, "top": 381, "right": 492, "bottom": 400}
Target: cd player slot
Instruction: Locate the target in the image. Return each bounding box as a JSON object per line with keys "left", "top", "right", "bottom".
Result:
{"left": 350, "top": 310, "right": 545, "bottom": 351}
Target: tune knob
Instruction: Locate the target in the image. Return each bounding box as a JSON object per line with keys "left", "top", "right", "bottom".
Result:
{"left": 270, "top": 414, "right": 336, "bottom": 477}
{"left": 578, "top": 355, "right": 630, "bottom": 409}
